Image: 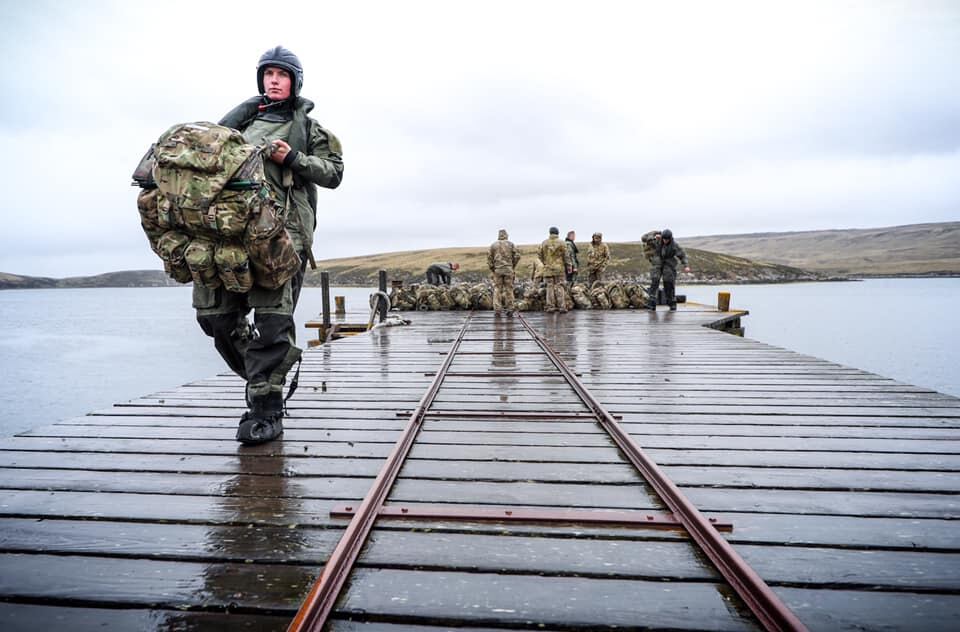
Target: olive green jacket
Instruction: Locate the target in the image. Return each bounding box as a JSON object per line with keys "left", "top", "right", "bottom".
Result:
{"left": 222, "top": 97, "right": 343, "bottom": 253}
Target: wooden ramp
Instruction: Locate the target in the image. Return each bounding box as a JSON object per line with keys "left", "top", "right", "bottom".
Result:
{"left": 1, "top": 306, "right": 959, "bottom": 631}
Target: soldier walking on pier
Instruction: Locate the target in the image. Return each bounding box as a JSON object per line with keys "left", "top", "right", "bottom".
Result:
{"left": 586, "top": 232, "right": 610, "bottom": 286}
{"left": 197, "top": 46, "right": 344, "bottom": 445}
{"left": 488, "top": 229, "right": 521, "bottom": 316}
{"left": 641, "top": 228, "right": 690, "bottom": 311}
{"left": 539, "top": 226, "right": 573, "bottom": 313}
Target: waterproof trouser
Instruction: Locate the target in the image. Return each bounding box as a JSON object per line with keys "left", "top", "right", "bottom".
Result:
{"left": 648, "top": 260, "right": 678, "bottom": 307}
{"left": 194, "top": 258, "right": 307, "bottom": 400}
{"left": 588, "top": 270, "right": 605, "bottom": 287}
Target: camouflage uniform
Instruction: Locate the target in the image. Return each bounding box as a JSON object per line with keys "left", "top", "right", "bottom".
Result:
{"left": 193, "top": 47, "right": 344, "bottom": 428}
{"left": 538, "top": 231, "right": 572, "bottom": 312}
{"left": 586, "top": 233, "right": 611, "bottom": 286}
{"left": 487, "top": 229, "right": 521, "bottom": 314}
{"left": 642, "top": 230, "right": 688, "bottom": 309}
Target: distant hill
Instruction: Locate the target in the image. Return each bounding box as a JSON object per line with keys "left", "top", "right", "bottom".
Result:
{"left": 683, "top": 222, "right": 960, "bottom": 276}
{"left": 305, "top": 244, "right": 821, "bottom": 286}
{"left": 0, "top": 270, "right": 177, "bottom": 290}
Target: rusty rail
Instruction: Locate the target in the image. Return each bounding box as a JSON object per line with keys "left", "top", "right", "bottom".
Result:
{"left": 287, "top": 313, "right": 474, "bottom": 632}
{"left": 515, "top": 313, "right": 807, "bottom": 632}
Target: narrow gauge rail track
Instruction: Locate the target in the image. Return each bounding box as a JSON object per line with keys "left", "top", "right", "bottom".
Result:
{"left": 289, "top": 312, "right": 807, "bottom": 632}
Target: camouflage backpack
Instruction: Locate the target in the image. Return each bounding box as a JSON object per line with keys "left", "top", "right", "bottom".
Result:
{"left": 570, "top": 283, "right": 593, "bottom": 310}
{"left": 590, "top": 285, "right": 612, "bottom": 309}
{"left": 606, "top": 282, "right": 629, "bottom": 309}
{"left": 132, "top": 122, "right": 299, "bottom": 292}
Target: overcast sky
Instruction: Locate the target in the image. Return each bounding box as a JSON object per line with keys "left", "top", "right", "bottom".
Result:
{"left": 1, "top": 0, "right": 958, "bottom": 276}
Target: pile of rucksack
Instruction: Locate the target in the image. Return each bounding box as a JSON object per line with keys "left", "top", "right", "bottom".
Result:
{"left": 132, "top": 122, "right": 300, "bottom": 292}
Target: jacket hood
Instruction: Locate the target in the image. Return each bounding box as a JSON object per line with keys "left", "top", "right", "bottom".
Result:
{"left": 592, "top": 232, "right": 603, "bottom": 241}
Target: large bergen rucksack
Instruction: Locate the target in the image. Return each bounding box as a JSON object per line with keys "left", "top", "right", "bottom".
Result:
{"left": 132, "top": 122, "right": 300, "bottom": 292}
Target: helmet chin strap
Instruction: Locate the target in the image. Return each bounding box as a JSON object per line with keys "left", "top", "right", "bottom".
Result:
{"left": 258, "top": 95, "right": 292, "bottom": 112}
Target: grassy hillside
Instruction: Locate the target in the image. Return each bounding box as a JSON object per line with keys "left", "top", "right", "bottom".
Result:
{"left": 683, "top": 222, "right": 960, "bottom": 276}
{"left": 306, "top": 243, "right": 820, "bottom": 286}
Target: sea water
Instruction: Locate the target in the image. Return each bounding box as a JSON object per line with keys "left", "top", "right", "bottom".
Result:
{"left": 0, "top": 278, "right": 957, "bottom": 437}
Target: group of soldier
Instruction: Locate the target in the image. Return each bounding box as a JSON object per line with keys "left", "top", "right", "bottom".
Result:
{"left": 409, "top": 226, "right": 690, "bottom": 315}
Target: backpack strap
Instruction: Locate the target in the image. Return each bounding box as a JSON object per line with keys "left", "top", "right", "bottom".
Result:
{"left": 283, "top": 356, "right": 302, "bottom": 414}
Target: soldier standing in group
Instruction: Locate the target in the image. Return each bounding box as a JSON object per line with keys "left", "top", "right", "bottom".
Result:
{"left": 487, "top": 229, "right": 521, "bottom": 316}
{"left": 538, "top": 226, "right": 572, "bottom": 313}
{"left": 425, "top": 262, "right": 459, "bottom": 285}
{"left": 564, "top": 230, "right": 579, "bottom": 284}
{"left": 200, "top": 46, "right": 343, "bottom": 445}
{"left": 586, "top": 232, "right": 610, "bottom": 286}
{"left": 641, "top": 228, "right": 690, "bottom": 311}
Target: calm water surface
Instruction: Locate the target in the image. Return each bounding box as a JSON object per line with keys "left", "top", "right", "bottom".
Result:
{"left": 0, "top": 286, "right": 377, "bottom": 438}
{"left": 0, "top": 278, "right": 957, "bottom": 437}
{"left": 682, "top": 278, "right": 959, "bottom": 398}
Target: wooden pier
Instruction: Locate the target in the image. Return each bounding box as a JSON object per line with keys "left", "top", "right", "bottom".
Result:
{"left": 1, "top": 305, "right": 959, "bottom": 630}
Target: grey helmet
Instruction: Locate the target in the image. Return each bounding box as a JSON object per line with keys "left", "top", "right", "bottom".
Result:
{"left": 257, "top": 45, "right": 304, "bottom": 98}
{"left": 661, "top": 229, "right": 673, "bottom": 240}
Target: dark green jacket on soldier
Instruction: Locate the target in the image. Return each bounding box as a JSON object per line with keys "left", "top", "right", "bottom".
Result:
{"left": 219, "top": 97, "right": 343, "bottom": 255}
{"left": 641, "top": 230, "right": 688, "bottom": 270}
{"left": 565, "top": 238, "right": 579, "bottom": 272}
{"left": 538, "top": 234, "right": 572, "bottom": 277}
{"left": 488, "top": 229, "right": 521, "bottom": 275}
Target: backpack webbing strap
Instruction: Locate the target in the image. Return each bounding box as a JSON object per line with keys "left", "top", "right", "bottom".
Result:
{"left": 284, "top": 357, "right": 302, "bottom": 413}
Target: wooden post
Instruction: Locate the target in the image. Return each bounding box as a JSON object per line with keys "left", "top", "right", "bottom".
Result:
{"left": 717, "top": 291, "right": 731, "bottom": 312}
{"left": 321, "top": 272, "right": 331, "bottom": 328}
{"left": 334, "top": 296, "right": 346, "bottom": 316}
{"left": 378, "top": 270, "right": 388, "bottom": 323}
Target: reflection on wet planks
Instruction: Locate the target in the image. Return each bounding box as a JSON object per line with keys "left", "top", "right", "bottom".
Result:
{"left": 0, "top": 309, "right": 958, "bottom": 630}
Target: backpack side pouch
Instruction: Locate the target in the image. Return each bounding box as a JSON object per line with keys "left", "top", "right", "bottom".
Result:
{"left": 137, "top": 188, "right": 165, "bottom": 255}
{"left": 184, "top": 239, "right": 221, "bottom": 289}
{"left": 214, "top": 242, "right": 254, "bottom": 294}
{"left": 156, "top": 231, "right": 192, "bottom": 284}
{"left": 244, "top": 195, "right": 300, "bottom": 290}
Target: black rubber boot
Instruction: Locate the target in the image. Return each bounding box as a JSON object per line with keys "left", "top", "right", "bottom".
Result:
{"left": 669, "top": 304, "right": 677, "bottom": 311}
{"left": 236, "top": 391, "right": 284, "bottom": 445}
{"left": 647, "top": 301, "right": 656, "bottom": 311}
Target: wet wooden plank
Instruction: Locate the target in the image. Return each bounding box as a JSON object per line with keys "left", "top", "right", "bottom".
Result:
{"left": 0, "top": 518, "right": 340, "bottom": 563}
{"left": 18, "top": 425, "right": 960, "bottom": 453}
{"left": 0, "top": 603, "right": 289, "bottom": 632}
{"left": 0, "top": 553, "right": 312, "bottom": 612}
{"left": 356, "top": 530, "right": 960, "bottom": 591}
{"left": 0, "top": 489, "right": 345, "bottom": 526}
{"left": 5, "top": 451, "right": 958, "bottom": 490}
{"left": 336, "top": 568, "right": 756, "bottom": 630}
